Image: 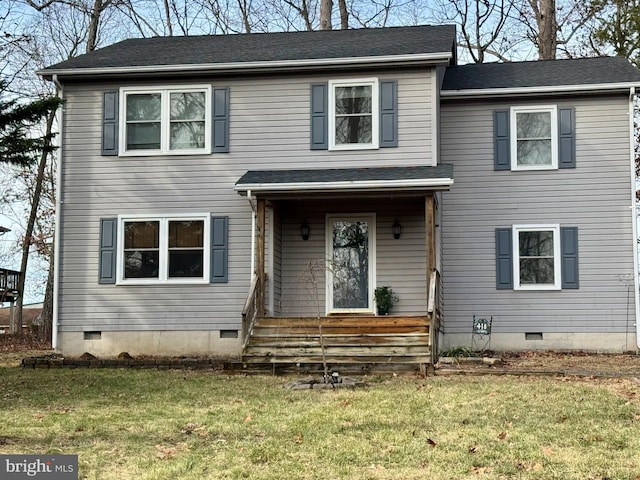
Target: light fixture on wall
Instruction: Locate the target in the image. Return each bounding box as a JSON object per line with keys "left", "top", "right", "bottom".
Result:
{"left": 300, "top": 220, "right": 310, "bottom": 241}
{"left": 392, "top": 219, "right": 402, "bottom": 239}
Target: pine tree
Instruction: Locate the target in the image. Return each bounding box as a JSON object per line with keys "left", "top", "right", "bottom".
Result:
{"left": 0, "top": 80, "right": 62, "bottom": 166}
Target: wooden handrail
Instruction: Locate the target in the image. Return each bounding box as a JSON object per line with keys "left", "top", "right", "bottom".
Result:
{"left": 428, "top": 269, "right": 442, "bottom": 364}
{"left": 241, "top": 274, "right": 260, "bottom": 351}
{"left": 427, "top": 270, "right": 437, "bottom": 314}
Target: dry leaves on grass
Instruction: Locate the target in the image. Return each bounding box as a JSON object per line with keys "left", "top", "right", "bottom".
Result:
{"left": 155, "top": 442, "right": 187, "bottom": 460}
{"left": 471, "top": 465, "right": 492, "bottom": 475}
{"left": 180, "top": 422, "right": 209, "bottom": 437}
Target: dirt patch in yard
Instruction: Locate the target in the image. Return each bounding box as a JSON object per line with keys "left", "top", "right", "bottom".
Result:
{"left": 437, "top": 350, "right": 640, "bottom": 377}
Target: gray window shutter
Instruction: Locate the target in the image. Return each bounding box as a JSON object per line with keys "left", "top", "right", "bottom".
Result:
{"left": 380, "top": 80, "right": 398, "bottom": 147}
{"left": 561, "top": 226, "right": 579, "bottom": 289}
{"left": 211, "top": 216, "right": 229, "bottom": 283}
{"left": 99, "top": 218, "right": 117, "bottom": 284}
{"left": 494, "top": 110, "right": 510, "bottom": 171}
{"left": 495, "top": 228, "right": 513, "bottom": 289}
{"left": 310, "top": 83, "right": 328, "bottom": 150}
{"left": 213, "top": 88, "right": 230, "bottom": 153}
{"left": 102, "top": 92, "right": 118, "bottom": 156}
{"left": 558, "top": 107, "right": 575, "bottom": 169}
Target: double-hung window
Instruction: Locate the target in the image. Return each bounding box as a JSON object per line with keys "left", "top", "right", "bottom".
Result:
{"left": 121, "top": 86, "right": 211, "bottom": 155}
{"left": 496, "top": 225, "right": 578, "bottom": 291}
{"left": 329, "top": 78, "right": 379, "bottom": 150}
{"left": 513, "top": 225, "right": 561, "bottom": 290}
{"left": 118, "top": 215, "right": 210, "bottom": 284}
{"left": 510, "top": 106, "right": 558, "bottom": 170}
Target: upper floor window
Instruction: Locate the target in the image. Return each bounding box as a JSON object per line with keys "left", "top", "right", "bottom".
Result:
{"left": 329, "top": 78, "right": 379, "bottom": 150}
{"left": 510, "top": 106, "right": 558, "bottom": 170}
{"left": 120, "top": 86, "right": 211, "bottom": 155}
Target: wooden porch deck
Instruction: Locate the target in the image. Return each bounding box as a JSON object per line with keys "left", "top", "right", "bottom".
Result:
{"left": 242, "top": 315, "right": 433, "bottom": 366}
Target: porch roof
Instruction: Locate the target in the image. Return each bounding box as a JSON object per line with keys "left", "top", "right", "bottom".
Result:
{"left": 234, "top": 164, "right": 454, "bottom": 195}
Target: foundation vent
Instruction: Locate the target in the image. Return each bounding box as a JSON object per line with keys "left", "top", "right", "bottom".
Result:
{"left": 525, "top": 332, "right": 543, "bottom": 341}
{"left": 220, "top": 330, "right": 238, "bottom": 339}
{"left": 83, "top": 331, "right": 102, "bottom": 340}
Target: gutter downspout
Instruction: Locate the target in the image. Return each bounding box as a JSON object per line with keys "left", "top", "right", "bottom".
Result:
{"left": 247, "top": 190, "right": 256, "bottom": 280}
{"left": 52, "top": 74, "right": 63, "bottom": 351}
{"left": 629, "top": 87, "right": 640, "bottom": 350}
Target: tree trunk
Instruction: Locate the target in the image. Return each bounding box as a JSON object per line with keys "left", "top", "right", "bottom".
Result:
{"left": 338, "top": 0, "right": 348, "bottom": 29}
{"left": 530, "top": 0, "right": 557, "bottom": 59}
{"left": 11, "top": 110, "right": 56, "bottom": 335}
{"left": 163, "top": 0, "right": 174, "bottom": 36}
{"left": 320, "top": 0, "right": 333, "bottom": 30}
{"left": 86, "top": 0, "right": 104, "bottom": 53}
{"left": 238, "top": 0, "right": 252, "bottom": 33}
{"left": 39, "top": 240, "right": 54, "bottom": 342}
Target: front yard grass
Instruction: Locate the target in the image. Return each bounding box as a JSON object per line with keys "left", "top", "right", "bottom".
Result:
{"left": 1, "top": 363, "right": 639, "bottom": 479}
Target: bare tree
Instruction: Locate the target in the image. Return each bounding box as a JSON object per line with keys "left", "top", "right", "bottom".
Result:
{"left": 433, "top": 0, "right": 515, "bottom": 63}
{"left": 319, "top": 0, "right": 332, "bottom": 29}
{"left": 338, "top": 0, "right": 348, "bottom": 29}
{"left": 524, "top": 0, "right": 557, "bottom": 59}
{"left": 514, "top": 0, "right": 598, "bottom": 59}
{"left": 11, "top": 109, "right": 57, "bottom": 334}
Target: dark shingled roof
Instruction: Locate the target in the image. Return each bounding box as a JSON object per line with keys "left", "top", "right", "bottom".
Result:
{"left": 235, "top": 164, "right": 454, "bottom": 187}
{"left": 442, "top": 56, "right": 640, "bottom": 91}
{"left": 43, "top": 25, "right": 456, "bottom": 71}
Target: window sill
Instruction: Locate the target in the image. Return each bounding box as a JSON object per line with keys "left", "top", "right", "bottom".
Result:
{"left": 116, "top": 279, "right": 210, "bottom": 286}
{"left": 511, "top": 165, "right": 558, "bottom": 172}
{"left": 328, "top": 144, "right": 379, "bottom": 152}
{"left": 514, "top": 285, "right": 561, "bottom": 291}
{"left": 118, "top": 149, "right": 211, "bottom": 157}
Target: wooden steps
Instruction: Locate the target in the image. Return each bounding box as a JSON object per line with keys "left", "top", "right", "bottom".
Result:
{"left": 242, "top": 316, "right": 432, "bottom": 366}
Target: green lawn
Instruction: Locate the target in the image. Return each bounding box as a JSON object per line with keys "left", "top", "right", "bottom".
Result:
{"left": 1, "top": 365, "right": 639, "bottom": 479}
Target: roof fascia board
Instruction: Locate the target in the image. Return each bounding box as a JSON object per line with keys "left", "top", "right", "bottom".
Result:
{"left": 234, "top": 177, "right": 454, "bottom": 194}
{"left": 38, "top": 52, "right": 453, "bottom": 79}
{"left": 441, "top": 82, "right": 639, "bottom": 99}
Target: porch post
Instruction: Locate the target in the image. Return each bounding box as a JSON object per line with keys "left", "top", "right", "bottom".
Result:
{"left": 256, "top": 198, "right": 266, "bottom": 317}
{"left": 425, "top": 193, "right": 436, "bottom": 293}
{"left": 425, "top": 193, "right": 438, "bottom": 365}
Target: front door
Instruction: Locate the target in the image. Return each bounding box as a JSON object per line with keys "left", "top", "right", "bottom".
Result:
{"left": 327, "top": 214, "right": 375, "bottom": 313}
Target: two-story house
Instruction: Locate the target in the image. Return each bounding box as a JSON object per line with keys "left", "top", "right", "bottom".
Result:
{"left": 39, "top": 25, "right": 640, "bottom": 366}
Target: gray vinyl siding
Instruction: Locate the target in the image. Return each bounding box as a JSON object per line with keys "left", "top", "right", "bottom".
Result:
{"left": 58, "top": 69, "right": 435, "bottom": 333}
{"left": 440, "top": 95, "right": 636, "bottom": 335}
{"left": 270, "top": 207, "right": 283, "bottom": 317}
{"left": 278, "top": 198, "right": 427, "bottom": 317}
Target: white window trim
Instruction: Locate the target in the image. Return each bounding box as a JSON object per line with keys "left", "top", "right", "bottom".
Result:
{"left": 513, "top": 224, "right": 561, "bottom": 291}
{"left": 510, "top": 105, "right": 558, "bottom": 171}
{"left": 116, "top": 213, "right": 210, "bottom": 285}
{"left": 328, "top": 78, "right": 379, "bottom": 151}
{"left": 119, "top": 85, "right": 212, "bottom": 156}
{"left": 325, "top": 213, "right": 377, "bottom": 314}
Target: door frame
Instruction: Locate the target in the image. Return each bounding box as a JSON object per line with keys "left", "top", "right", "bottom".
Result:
{"left": 325, "top": 213, "right": 376, "bottom": 314}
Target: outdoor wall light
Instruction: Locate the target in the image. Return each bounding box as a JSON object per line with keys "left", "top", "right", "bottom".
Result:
{"left": 392, "top": 219, "right": 402, "bottom": 239}
{"left": 300, "top": 220, "right": 310, "bottom": 241}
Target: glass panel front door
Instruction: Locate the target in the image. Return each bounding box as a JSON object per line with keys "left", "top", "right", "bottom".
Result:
{"left": 328, "top": 216, "right": 374, "bottom": 312}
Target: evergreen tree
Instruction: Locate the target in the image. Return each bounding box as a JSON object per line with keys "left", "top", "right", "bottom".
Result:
{"left": 0, "top": 80, "right": 62, "bottom": 165}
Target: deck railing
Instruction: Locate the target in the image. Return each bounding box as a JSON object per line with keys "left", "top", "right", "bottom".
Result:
{"left": 241, "top": 274, "right": 260, "bottom": 351}
{"left": 0, "top": 268, "right": 20, "bottom": 301}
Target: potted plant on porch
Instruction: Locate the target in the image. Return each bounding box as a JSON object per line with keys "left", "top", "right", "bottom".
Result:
{"left": 374, "top": 286, "right": 398, "bottom": 315}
